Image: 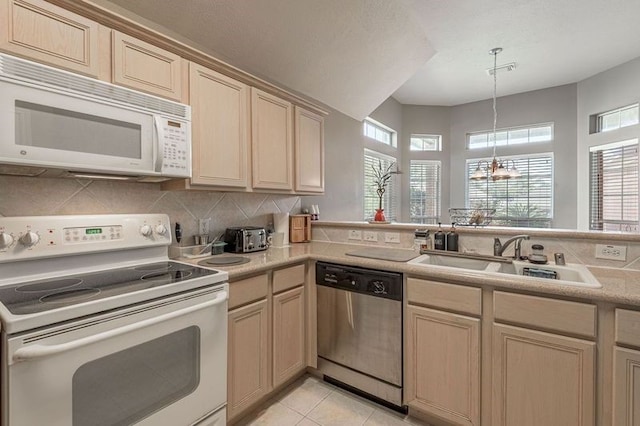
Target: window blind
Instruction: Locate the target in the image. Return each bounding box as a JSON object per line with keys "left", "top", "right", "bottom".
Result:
{"left": 466, "top": 154, "right": 553, "bottom": 227}
{"left": 409, "top": 160, "right": 441, "bottom": 224}
{"left": 589, "top": 140, "right": 639, "bottom": 232}
{"left": 364, "top": 150, "right": 397, "bottom": 221}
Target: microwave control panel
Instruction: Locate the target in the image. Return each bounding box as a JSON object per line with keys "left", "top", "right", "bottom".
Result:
{"left": 160, "top": 119, "right": 190, "bottom": 177}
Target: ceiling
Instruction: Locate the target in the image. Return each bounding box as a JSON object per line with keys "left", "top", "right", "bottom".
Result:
{"left": 97, "top": 0, "right": 640, "bottom": 119}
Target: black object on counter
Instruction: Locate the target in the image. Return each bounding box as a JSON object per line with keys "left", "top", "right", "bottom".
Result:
{"left": 446, "top": 223, "right": 459, "bottom": 252}
{"left": 434, "top": 222, "right": 446, "bottom": 250}
{"left": 175, "top": 222, "right": 182, "bottom": 243}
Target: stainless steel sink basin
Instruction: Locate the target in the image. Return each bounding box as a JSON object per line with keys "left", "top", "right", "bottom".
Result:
{"left": 408, "top": 252, "right": 602, "bottom": 288}
{"left": 408, "top": 254, "right": 501, "bottom": 271}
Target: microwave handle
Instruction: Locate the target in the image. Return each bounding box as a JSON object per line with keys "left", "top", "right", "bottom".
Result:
{"left": 11, "top": 290, "right": 228, "bottom": 363}
{"left": 153, "top": 116, "right": 165, "bottom": 173}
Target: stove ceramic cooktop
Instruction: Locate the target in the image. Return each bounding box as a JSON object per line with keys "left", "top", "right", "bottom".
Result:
{"left": 0, "top": 261, "right": 219, "bottom": 315}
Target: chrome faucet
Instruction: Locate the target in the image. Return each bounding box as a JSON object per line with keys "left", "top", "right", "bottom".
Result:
{"left": 494, "top": 235, "right": 530, "bottom": 259}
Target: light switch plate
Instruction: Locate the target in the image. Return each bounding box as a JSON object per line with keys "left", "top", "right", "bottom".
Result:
{"left": 385, "top": 232, "right": 400, "bottom": 243}
{"left": 363, "top": 231, "right": 378, "bottom": 242}
{"left": 595, "top": 244, "right": 627, "bottom": 261}
{"left": 348, "top": 230, "right": 362, "bottom": 240}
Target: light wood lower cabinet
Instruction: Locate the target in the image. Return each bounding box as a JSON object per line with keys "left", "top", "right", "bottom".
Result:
{"left": 273, "top": 286, "right": 305, "bottom": 387}
{"left": 0, "top": 0, "right": 102, "bottom": 77}
{"left": 492, "top": 323, "right": 595, "bottom": 426}
{"left": 227, "top": 298, "right": 269, "bottom": 422}
{"left": 613, "top": 346, "right": 640, "bottom": 425}
{"left": 406, "top": 305, "right": 480, "bottom": 426}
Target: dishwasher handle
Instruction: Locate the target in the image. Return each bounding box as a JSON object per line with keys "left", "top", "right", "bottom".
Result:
{"left": 12, "top": 290, "right": 228, "bottom": 363}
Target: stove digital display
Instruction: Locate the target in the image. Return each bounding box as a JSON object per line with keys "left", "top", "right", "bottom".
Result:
{"left": 85, "top": 228, "right": 103, "bottom": 235}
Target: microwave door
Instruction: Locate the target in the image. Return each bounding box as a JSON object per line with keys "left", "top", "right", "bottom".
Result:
{"left": 0, "top": 80, "right": 155, "bottom": 175}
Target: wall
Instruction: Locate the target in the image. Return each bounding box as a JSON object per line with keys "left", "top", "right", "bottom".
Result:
{"left": 0, "top": 176, "right": 301, "bottom": 246}
{"left": 305, "top": 97, "right": 404, "bottom": 220}
{"left": 576, "top": 57, "right": 640, "bottom": 229}
{"left": 449, "top": 84, "right": 578, "bottom": 229}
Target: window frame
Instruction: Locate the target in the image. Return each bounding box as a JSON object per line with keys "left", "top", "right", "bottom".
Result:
{"left": 466, "top": 123, "right": 554, "bottom": 150}
{"left": 363, "top": 117, "right": 397, "bottom": 148}
{"left": 465, "top": 153, "right": 554, "bottom": 228}
{"left": 410, "top": 134, "right": 442, "bottom": 152}
{"left": 595, "top": 103, "right": 639, "bottom": 133}
{"left": 409, "top": 159, "right": 441, "bottom": 224}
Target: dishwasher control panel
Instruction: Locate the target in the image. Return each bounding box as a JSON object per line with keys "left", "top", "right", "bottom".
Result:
{"left": 315, "top": 262, "right": 402, "bottom": 301}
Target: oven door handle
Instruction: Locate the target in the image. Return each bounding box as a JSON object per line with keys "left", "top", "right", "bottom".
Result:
{"left": 12, "top": 290, "right": 228, "bottom": 363}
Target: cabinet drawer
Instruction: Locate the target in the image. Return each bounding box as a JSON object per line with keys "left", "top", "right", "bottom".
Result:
{"left": 228, "top": 273, "right": 268, "bottom": 310}
{"left": 494, "top": 291, "right": 596, "bottom": 338}
{"left": 407, "top": 277, "right": 481, "bottom": 316}
{"left": 273, "top": 264, "right": 305, "bottom": 294}
{"left": 615, "top": 309, "right": 640, "bottom": 348}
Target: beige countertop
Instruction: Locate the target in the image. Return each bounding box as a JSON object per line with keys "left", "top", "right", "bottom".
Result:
{"left": 178, "top": 241, "right": 640, "bottom": 307}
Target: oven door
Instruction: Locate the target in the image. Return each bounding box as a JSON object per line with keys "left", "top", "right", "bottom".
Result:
{"left": 3, "top": 285, "right": 228, "bottom": 426}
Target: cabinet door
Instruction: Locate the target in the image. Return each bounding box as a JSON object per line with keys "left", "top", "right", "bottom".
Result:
{"left": 190, "top": 62, "right": 250, "bottom": 188}
{"left": 492, "top": 324, "right": 595, "bottom": 426}
{"left": 294, "top": 106, "right": 324, "bottom": 193}
{"left": 405, "top": 305, "right": 480, "bottom": 426}
{"left": 112, "top": 31, "right": 182, "bottom": 101}
{"left": 227, "top": 299, "right": 269, "bottom": 421}
{"left": 0, "top": 0, "right": 100, "bottom": 76}
{"left": 251, "top": 88, "right": 293, "bottom": 190}
{"left": 613, "top": 346, "right": 640, "bottom": 426}
{"left": 273, "top": 286, "right": 305, "bottom": 387}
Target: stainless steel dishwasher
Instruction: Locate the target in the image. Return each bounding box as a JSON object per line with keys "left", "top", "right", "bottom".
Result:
{"left": 316, "top": 262, "right": 405, "bottom": 410}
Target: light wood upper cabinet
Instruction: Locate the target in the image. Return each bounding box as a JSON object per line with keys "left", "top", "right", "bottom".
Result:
{"left": 294, "top": 106, "right": 324, "bottom": 193}
{"left": 0, "top": 0, "right": 102, "bottom": 77}
{"left": 492, "top": 323, "right": 595, "bottom": 426}
{"left": 112, "top": 31, "right": 182, "bottom": 101}
{"left": 227, "top": 298, "right": 269, "bottom": 422}
{"left": 189, "top": 62, "right": 250, "bottom": 188}
{"left": 406, "top": 305, "right": 480, "bottom": 426}
{"left": 272, "top": 285, "right": 305, "bottom": 388}
{"left": 251, "top": 88, "right": 293, "bottom": 191}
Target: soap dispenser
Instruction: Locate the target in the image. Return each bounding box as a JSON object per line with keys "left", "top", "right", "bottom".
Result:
{"left": 434, "top": 223, "right": 446, "bottom": 250}
{"left": 446, "top": 223, "right": 459, "bottom": 252}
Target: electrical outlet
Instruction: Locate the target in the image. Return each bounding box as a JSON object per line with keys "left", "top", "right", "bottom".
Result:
{"left": 385, "top": 232, "right": 400, "bottom": 243}
{"left": 595, "top": 244, "right": 627, "bottom": 261}
{"left": 363, "top": 231, "right": 378, "bottom": 242}
{"left": 348, "top": 230, "right": 362, "bottom": 240}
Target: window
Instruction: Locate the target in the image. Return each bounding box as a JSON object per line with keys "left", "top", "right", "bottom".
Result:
{"left": 364, "top": 149, "right": 397, "bottom": 220}
{"left": 364, "top": 118, "right": 396, "bottom": 147}
{"left": 589, "top": 139, "right": 639, "bottom": 232}
{"left": 596, "top": 104, "right": 639, "bottom": 133}
{"left": 410, "top": 160, "right": 441, "bottom": 224}
{"left": 466, "top": 154, "right": 554, "bottom": 227}
{"left": 410, "top": 134, "right": 441, "bottom": 151}
{"left": 467, "top": 123, "right": 553, "bottom": 150}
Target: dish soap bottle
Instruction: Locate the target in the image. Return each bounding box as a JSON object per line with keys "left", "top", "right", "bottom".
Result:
{"left": 446, "top": 223, "right": 459, "bottom": 252}
{"left": 434, "top": 223, "right": 446, "bottom": 250}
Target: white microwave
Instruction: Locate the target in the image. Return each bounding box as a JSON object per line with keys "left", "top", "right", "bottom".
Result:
{"left": 0, "top": 53, "right": 191, "bottom": 182}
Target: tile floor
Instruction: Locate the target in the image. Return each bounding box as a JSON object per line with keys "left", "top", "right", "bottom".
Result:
{"left": 237, "top": 375, "right": 431, "bottom": 426}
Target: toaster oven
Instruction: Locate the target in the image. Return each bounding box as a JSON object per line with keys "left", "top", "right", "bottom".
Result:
{"left": 223, "top": 227, "right": 268, "bottom": 253}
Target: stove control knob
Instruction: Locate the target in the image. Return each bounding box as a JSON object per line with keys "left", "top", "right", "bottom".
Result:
{"left": 19, "top": 231, "right": 39, "bottom": 247}
{"left": 0, "top": 232, "right": 14, "bottom": 249}
{"left": 155, "top": 224, "right": 167, "bottom": 235}
{"left": 140, "top": 225, "right": 153, "bottom": 237}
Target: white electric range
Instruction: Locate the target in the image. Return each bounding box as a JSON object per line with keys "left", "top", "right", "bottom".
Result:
{"left": 0, "top": 214, "right": 228, "bottom": 426}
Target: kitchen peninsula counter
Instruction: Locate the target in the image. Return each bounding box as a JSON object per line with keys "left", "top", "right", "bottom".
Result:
{"left": 178, "top": 241, "right": 640, "bottom": 307}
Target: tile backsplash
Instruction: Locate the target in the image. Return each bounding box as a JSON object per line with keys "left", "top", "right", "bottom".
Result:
{"left": 0, "top": 176, "right": 301, "bottom": 245}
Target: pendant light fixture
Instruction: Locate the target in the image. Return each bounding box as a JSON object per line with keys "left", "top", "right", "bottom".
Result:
{"left": 470, "top": 47, "right": 521, "bottom": 181}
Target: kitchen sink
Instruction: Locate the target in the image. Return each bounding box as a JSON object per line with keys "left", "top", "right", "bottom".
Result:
{"left": 408, "top": 252, "right": 602, "bottom": 288}
{"left": 408, "top": 253, "right": 502, "bottom": 271}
